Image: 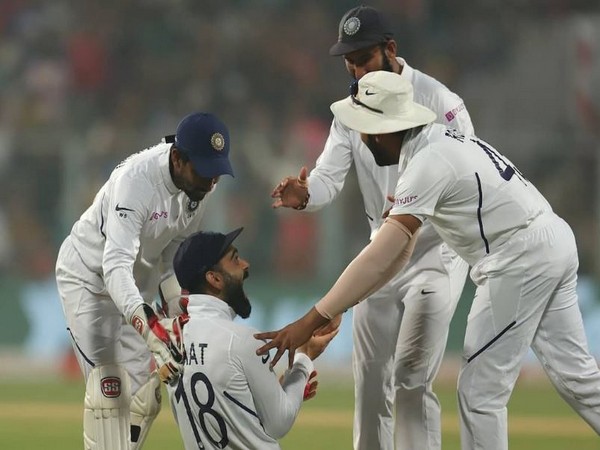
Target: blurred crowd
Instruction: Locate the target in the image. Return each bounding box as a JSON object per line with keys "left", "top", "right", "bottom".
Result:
{"left": 0, "top": 0, "right": 599, "bottom": 358}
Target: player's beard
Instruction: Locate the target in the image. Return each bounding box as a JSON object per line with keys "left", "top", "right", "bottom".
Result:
{"left": 184, "top": 188, "right": 208, "bottom": 202}
{"left": 169, "top": 158, "right": 210, "bottom": 201}
{"left": 381, "top": 52, "right": 394, "bottom": 73}
{"left": 365, "top": 135, "right": 394, "bottom": 166}
{"left": 222, "top": 271, "right": 251, "bottom": 319}
{"left": 178, "top": 178, "right": 210, "bottom": 202}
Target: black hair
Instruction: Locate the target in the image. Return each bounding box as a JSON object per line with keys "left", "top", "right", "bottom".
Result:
{"left": 186, "top": 262, "right": 222, "bottom": 295}
{"left": 174, "top": 145, "right": 191, "bottom": 163}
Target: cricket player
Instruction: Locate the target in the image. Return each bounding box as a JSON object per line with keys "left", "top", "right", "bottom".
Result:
{"left": 257, "top": 71, "right": 600, "bottom": 450}
{"left": 271, "top": 6, "right": 472, "bottom": 450}
{"left": 55, "top": 112, "right": 234, "bottom": 450}
{"left": 170, "top": 228, "right": 335, "bottom": 450}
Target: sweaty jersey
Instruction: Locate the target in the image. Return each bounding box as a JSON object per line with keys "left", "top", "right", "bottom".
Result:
{"left": 307, "top": 57, "right": 473, "bottom": 262}
{"left": 174, "top": 295, "right": 313, "bottom": 450}
{"left": 390, "top": 124, "right": 553, "bottom": 266}
{"left": 65, "top": 143, "right": 210, "bottom": 320}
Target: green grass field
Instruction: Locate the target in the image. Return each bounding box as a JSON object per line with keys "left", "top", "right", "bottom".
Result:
{"left": 0, "top": 376, "right": 597, "bottom": 449}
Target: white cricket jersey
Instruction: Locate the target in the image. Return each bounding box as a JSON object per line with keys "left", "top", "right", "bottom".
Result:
{"left": 390, "top": 125, "right": 553, "bottom": 266}
{"left": 307, "top": 58, "right": 474, "bottom": 262}
{"left": 174, "top": 295, "right": 313, "bottom": 450}
{"left": 66, "top": 143, "right": 210, "bottom": 320}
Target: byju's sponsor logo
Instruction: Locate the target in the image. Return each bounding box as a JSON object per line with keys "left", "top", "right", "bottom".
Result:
{"left": 150, "top": 211, "right": 168, "bottom": 221}
{"left": 395, "top": 195, "right": 418, "bottom": 206}
{"left": 445, "top": 102, "right": 466, "bottom": 122}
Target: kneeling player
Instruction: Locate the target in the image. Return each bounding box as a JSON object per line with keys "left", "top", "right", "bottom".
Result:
{"left": 170, "top": 228, "right": 336, "bottom": 449}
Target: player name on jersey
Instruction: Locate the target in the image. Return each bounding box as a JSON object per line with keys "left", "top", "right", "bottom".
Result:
{"left": 184, "top": 342, "right": 208, "bottom": 366}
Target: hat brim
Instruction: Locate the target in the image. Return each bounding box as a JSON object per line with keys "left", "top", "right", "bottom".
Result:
{"left": 219, "top": 227, "right": 244, "bottom": 260}
{"left": 189, "top": 155, "right": 234, "bottom": 178}
{"left": 329, "top": 39, "right": 383, "bottom": 56}
{"left": 330, "top": 96, "right": 437, "bottom": 134}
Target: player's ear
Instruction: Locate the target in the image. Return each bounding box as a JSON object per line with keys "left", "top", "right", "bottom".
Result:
{"left": 171, "top": 147, "right": 185, "bottom": 170}
{"left": 384, "top": 39, "right": 397, "bottom": 58}
{"left": 205, "top": 270, "right": 223, "bottom": 289}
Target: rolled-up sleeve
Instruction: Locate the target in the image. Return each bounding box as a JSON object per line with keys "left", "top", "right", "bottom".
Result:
{"left": 306, "top": 119, "right": 354, "bottom": 211}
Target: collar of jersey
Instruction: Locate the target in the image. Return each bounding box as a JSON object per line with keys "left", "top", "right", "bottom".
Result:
{"left": 160, "top": 144, "right": 180, "bottom": 195}
{"left": 187, "top": 294, "right": 237, "bottom": 320}
{"left": 396, "top": 57, "right": 413, "bottom": 83}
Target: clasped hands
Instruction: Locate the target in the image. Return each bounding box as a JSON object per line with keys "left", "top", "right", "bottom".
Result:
{"left": 254, "top": 307, "right": 341, "bottom": 368}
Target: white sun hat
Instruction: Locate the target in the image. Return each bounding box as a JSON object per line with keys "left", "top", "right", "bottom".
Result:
{"left": 330, "top": 71, "right": 437, "bottom": 134}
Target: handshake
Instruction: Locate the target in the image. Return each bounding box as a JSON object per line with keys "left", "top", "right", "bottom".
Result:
{"left": 129, "top": 303, "right": 188, "bottom": 385}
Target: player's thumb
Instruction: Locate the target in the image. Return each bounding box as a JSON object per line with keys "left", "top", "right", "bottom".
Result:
{"left": 298, "top": 166, "right": 308, "bottom": 184}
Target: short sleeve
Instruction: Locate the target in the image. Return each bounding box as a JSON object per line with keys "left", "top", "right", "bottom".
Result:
{"left": 389, "top": 148, "right": 454, "bottom": 218}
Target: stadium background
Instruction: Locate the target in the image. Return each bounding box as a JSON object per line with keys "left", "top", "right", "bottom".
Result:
{"left": 0, "top": 1, "right": 599, "bottom": 448}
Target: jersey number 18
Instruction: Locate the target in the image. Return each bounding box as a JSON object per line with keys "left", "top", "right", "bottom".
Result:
{"left": 175, "top": 373, "right": 229, "bottom": 449}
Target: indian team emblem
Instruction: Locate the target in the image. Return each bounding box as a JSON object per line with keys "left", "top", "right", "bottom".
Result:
{"left": 343, "top": 17, "right": 360, "bottom": 36}
{"left": 187, "top": 199, "right": 199, "bottom": 213}
{"left": 211, "top": 133, "right": 225, "bottom": 151}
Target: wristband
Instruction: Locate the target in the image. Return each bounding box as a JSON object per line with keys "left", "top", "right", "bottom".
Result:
{"left": 295, "top": 191, "right": 310, "bottom": 210}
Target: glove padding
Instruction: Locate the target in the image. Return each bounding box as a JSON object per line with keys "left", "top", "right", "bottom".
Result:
{"left": 130, "top": 304, "right": 186, "bottom": 384}
{"left": 160, "top": 313, "right": 188, "bottom": 349}
{"left": 157, "top": 274, "right": 189, "bottom": 318}
{"left": 303, "top": 370, "right": 318, "bottom": 401}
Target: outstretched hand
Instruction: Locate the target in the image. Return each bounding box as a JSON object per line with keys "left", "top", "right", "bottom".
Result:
{"left": 313, "top": 314, "right": 342, "bottom": 337}
{"left": 254, "top": 307, "right": 329, "bottom": 368}
{"left": 271, "top": 166, "right": 309, "bottom": 209}
{"left": 299, "top": 327, "right": 339, "bottom": 361}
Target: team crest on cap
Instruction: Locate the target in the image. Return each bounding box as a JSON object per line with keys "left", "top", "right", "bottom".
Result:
{"left": 211, "top": 133, "right": 225, "bottom": 151}
{"left": 343, "top": 17, "right": 361, "bottom": 36}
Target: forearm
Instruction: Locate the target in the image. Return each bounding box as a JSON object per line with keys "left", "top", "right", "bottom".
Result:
{"left": 304, "top": 170, "right": 345, "bottom": 212}
{"left": 265, "top": 353, "right": 314, "bottom": 438}
{"left": 249, "top": 353, "right": 312, "bottom": 439}
{"left": 315, "top": 219, "right": 418, "bottom": 319}
{"left": 304, "top": 120, "right": 353, "bottom": 212}
{"left": 104, "top": 265, "right": 145, "bottom": 320}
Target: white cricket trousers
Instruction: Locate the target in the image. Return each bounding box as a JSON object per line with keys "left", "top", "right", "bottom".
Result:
{"left": 55, "top": 236, "right": 153, "bottom": 394}
{"left": 458, "top": 214, "right": 600, "bottom": 450}
{"left": 352, "top": 243, "right": 469, "bottom": 450}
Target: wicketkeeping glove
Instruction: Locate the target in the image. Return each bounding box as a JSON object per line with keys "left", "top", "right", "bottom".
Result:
{"left": 129, "top": 304, "right": 186, "bottom": 384}
{"left": 156, "top": 274, "right": 189, "bottom": 318}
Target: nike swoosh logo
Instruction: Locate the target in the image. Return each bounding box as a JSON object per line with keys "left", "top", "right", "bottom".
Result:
{"left": 365, "top": 89, "right": 377, "bottom": 96}
{"left": 115, "top": 204, "right": 135, "bottom": 212}
{"left": 261, "top": 353, "right": 269, "bottom": 364}
{"left": 421, "top": 289, "right": 435, "bottom": 295}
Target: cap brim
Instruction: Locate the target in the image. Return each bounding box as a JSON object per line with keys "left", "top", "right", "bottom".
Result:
{"left": 330, "top": 96, "right": 437, "bottom": 134}
{"left": 219, "top": 227, "right": 244, "bottom": 258}
{"left": 189, "top": 155, "right": 234, "bottom": 178}
{"left": 329, "top": 39, "right": 382, "bottom": 56}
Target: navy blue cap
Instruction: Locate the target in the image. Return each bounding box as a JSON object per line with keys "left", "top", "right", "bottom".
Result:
{"left": 173, "top": 227, "right": 244, "bottom": 291}
{"left": 329, "top": 6, "right": 393, "bottom": 56}
{"left": 166, "top": 112, "right": 234, "bottom": 178}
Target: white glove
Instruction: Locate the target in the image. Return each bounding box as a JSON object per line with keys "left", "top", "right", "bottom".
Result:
{"left": 156, "top": 274, "right": 189, "bottom": 318}
{"left": 155, "top": 313, "right": 188, "bottom": 371}
{"left": 129, "top": 304, "right": 185, "bottom": 384}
